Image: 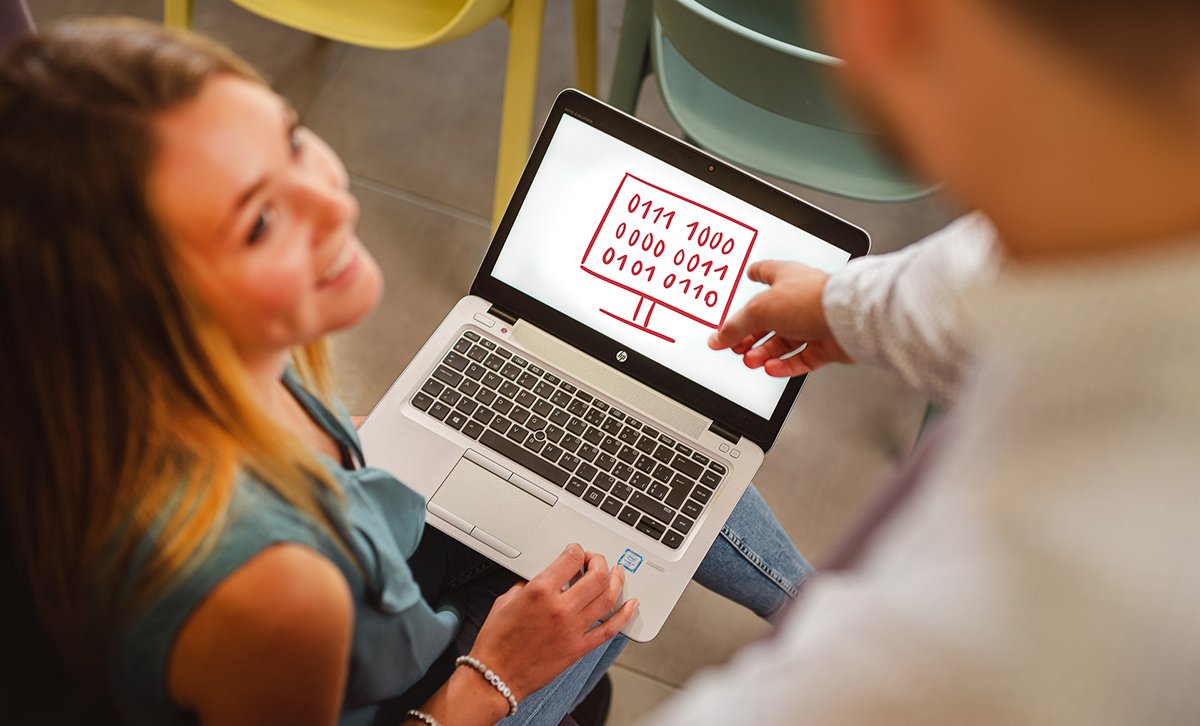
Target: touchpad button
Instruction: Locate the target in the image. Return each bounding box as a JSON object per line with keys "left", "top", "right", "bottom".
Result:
{"left": 429, "top": 457, "right": 551, "bottom": 553}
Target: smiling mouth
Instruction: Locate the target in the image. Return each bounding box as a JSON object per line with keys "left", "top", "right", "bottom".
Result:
{"left": 320, "top": 238, "right": 356, "bottom": 284}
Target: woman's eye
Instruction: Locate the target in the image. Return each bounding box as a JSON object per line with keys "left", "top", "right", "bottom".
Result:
{"left": 247, "top": 207, "right": 274, "bottom": 245}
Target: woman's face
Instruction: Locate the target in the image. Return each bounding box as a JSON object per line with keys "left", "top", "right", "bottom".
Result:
{"left": 148, "top": 74, "right": 383, "bottom": 366}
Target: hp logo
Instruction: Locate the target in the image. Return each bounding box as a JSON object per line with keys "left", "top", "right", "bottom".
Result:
{"left": 616, "top": 350, "right": 628, "bottom": 362}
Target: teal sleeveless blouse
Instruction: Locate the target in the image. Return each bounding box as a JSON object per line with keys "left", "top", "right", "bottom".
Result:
{"left": 107, "top": 370, "right": 461, "bottom": 725}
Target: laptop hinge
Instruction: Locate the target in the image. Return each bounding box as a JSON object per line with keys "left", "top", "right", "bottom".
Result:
{"left": 708, "top": 420, "right": 740, "bottom": 445}
{"left": 487, "top": 304, "right": 519, "bottom": 326}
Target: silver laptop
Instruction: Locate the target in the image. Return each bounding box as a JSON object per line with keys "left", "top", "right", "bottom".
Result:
{"left": 359, "top": 90, "right": 868, "bottom": 641}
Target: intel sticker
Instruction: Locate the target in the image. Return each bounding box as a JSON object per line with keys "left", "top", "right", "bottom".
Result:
{"left": 618, "top": 548, "right": 644, "bottom": 573}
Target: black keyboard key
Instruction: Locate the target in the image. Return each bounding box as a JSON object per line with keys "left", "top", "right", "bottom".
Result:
{"left": 559, "top": 381, "right": 577, "bottom": 394}
{"left": 600, "top": 496, "right": 624, "bottom": 516}
{"left": 500, "top": 363, "right": 521, "bottom": 380}
{"left": 672, "top": 514, "right": 694, "bottom": 534}
{"left": 482, "top": 372, "right": 503, "bottom": 389}
{"left": 430, "top": 402, "right": 451, "bottom": 421}
{"left": 653, "top": 445, "right": 674, "bottom": 464}
{"left": 472, "top": 408, "right": 495, "bottom": 425}
{"left": 494, "top": 398, "right": 514, "bottom": 415}
{"left": 511, "top": 356, "right": 528, "bottom": 368}
{"left": 476, "top": 388, "right": 497, "bottom": 406}
{"left": 618, "top": 426, "right": 640, "bottom": 445}
{"left": 584, "top": 408, "right": 606, "bottom": 426}
{"left": 566, "top": 478, "right": 588, "bottom": 496}
{"left": 675, "top": 443, "right": 693, "bottom": 456}
{"left": 478, "top": 430, "right": 570, "bottom": 487}
{"left": 618, "top": 506, "right": 641, "bottom": 526}
{"left": 594, "top": 400, "right": 609, "bottom": 412}
{"left": 446, "top": 411, "right": 468, "bottom": 430}
{"left": 479, "top": 338, "right": 495, "bottom": 350}
{"left": 576, "top": 462, "right": 598, "bottom": 482}
{"left": 466, "top": 345, "right": 489, "bottom": 362}
{"left": 422, "top": 379, "right": 445, "bottom": 397}
{"left": 691, "top": 486, "right": 713, "bottom": 504}
{"left": 600, "top": 436, "right": 621, "bottom": 455}
{"left": 672, "top": 455, "right": 703, "bottom": 479}
{"left": 631, "top": 472, "right": 653, "bottom": 491}
{"left": 523, "top": 436, "right": 545, "bottom": 455}
{"left": 700, "top": 469, "right": 722, "bottom": 488}
{"left": 593, "top": 473, "right": 617, "bottom": 491}
{"left": 601, "top": 417, "right": 622, "bottom": 435}
{"left": 460, "top": 379, "right": 481, "bottom": 397}
{"left": 412, "top": 392, "right": 434, "bottom": 411}
{"left": 544, "top": 373, "right": 560, "bottom": 384}
{"left": 611, "top": 483, "right": 633, "bottom": 501}
{"left": 495, "top": 347, "right": 512, "bottom": 359}
{"left": 662, "top": 530, "right": 684, "bottom": 550}
{"left": 583, "top": 488, "right": 604, "bottom": 507}
{"left": 463, "top": 420, "right": 485, "bottom": 440}
{"left": 659, "top": 433, "right": 676, "bottom": 447}
{"left": 516, "top": 390, "right": 537, "bottom": 408}
{"left": 550, "top": 390, "right": 573, "bottom": 408}
{"left": 582, "top": 427, "right": 604, "bottom": 445}
{"left": 455, "top": 398, "right": 477, "bottom": 416}
{"left": 692, "top": 451, "right": 710, "bottom": 466}
{"left": 635, "top": 455, "right": 655, "bottom": 474}
{"left": 630, "top": 492, "right": 674, "bottom": 524}
{"left": 464, "top": 330, "right": 481, "bottom": 341}
{"left": 667, "top": 474, "right": 693, "bottom": 508}
{"left": 625, "top": 419, "right": 642, "bottom": 430}
{"left": 682, "top": 499, "right": 703, "bottom": 519}
{"left": 566, "top": 418, "right": 587, "bottom": 435}
{"left": 567, "top": 399, "right": 589, "bottom": 417}
{"left": 595, "top": 454, "right": 616, "bottom": 472}
{"left": 618, "top": 446, "right": 639, "bottom": 465}
{"left": 534, "top": 381, "right": 556, "bottom": 398}
{"left": 648, "top": 482, "right": 670, "bottom": 501}
{"left": 610, "top": 410, "right": 626, "bottom": 421}
{"left": 561, "top": 434, "right": 581, "bottom": 453}
{"left": 511, "top": 407, "right": 530, "bottom": 425}
{"left": 439, "top": 389, "right": 461, "bottom": 406}
{"left": 635, "top": 517, "right": 666, "bottom": 541}
{"left": 532, "top": 399, "right": 554, "bottom": 417}
{"left": 546, "top": 425, "right": 564, "bottom": 443}
{"left": 542, "top": 444, "right": 563, "bottom": 464}
{"left": 526, "top": 416, "right": 547, "bottom": 431}
{"left": 652, "top": 464, "right": 673, "bottom": 483}
{"left": 549, "top": 409, "right": 571, "bottom": 426}
{"left": 559, "top": 453, "right": 581, "bottom": 472}
{"left": 635, "top": 435, "right": 658, "bottom": 454}
{"left": 489, "top": 416, "right": 512, "bottom": 434}
{"left": 709, "top": 462, "right": 728, "bottom": 475}
{"left": 484, "top": 354, "right": 505, "bottom": 371}
{"left": 506, "top": 425, "right": 529, "bottom": 444}
{"left": 518, "top": 372, "right": 539, "bottom": 390}
{"left": 443, "top": 352, "right": 469, "bottom": 371}
{"left": 614, "top": 463, "right": 635, "bottom": 481}
{"left": 642, "top": 425, "right": 660, "bottom": 438}
{"left": 433, "top": 366, "right": 463, "bottom": 387}
{"left": 499, "top": 381, "right": 521, "bottom": 399}
{"left": 577, "top": 391, "right": 594, "bottom": 403}
{"left": 578, "top": 444, "right": 598, "bottom": 463}
{"left": 528, "top": 364, "right": 544, "bottom": 376}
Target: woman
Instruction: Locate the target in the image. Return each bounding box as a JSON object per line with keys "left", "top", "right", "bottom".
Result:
{"left": 0, "top": 18, "right": 809, "bottom": 725}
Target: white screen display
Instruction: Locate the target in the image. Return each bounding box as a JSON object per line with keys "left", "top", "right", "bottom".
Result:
{"left": 492, "top": 115, "right": 853, "bottom": 419}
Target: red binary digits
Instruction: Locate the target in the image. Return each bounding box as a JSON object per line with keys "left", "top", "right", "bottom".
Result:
{"left": 580, "top": 174, "right": 757, "bottom": 343}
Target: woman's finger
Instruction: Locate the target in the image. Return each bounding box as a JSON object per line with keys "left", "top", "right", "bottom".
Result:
{"left": 578, "top": 565, "right": 625, "bottom": 624}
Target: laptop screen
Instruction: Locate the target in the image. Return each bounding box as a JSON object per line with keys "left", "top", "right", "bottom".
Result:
{"left": 491, "top": 115, "right": 852, "bottom": 419}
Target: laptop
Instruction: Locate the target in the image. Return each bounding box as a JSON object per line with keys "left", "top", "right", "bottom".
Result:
{"left": 359, "top": 90, "right": 869, "bottom": 641}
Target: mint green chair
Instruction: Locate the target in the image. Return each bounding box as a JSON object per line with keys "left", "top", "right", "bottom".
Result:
{"left": 610, "top": 0, "right": 936, "bottom": 202}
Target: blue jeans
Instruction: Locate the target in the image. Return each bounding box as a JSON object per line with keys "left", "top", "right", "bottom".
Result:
{"left": 448, "top": 483, "right": 812, "bottom": 725}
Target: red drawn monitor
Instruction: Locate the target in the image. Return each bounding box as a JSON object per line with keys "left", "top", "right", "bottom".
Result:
{"left": 581, "top": 173, "right": 757, "bottom": 343}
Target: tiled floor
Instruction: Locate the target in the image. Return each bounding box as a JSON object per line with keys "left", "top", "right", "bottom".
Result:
{"left": 33, "top": 0, "right": 961, "bottom": 720}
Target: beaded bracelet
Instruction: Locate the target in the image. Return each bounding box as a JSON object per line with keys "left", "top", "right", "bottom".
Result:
{"left": 455, "top": 654, "right": 519, "bottom": 717}
{"left": 404, "top": 709, "right": 442, "bottom": 726}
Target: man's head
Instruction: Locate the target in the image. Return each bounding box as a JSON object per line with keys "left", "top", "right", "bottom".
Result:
{"left": 817, "top": 0, "right": 1200, "bottom": 260}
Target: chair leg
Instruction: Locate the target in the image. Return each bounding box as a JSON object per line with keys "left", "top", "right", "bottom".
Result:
{"left": 163, "top": 0, "right": 194, "bottom": 29}
{"left": 607, "top": 0, "right": 652, "bottom": 112}
{"left": 572, "top": 0, "right": 598, "bottom": 96}
{"left": 493, "top": 0, "right": 547, "bottom": 229}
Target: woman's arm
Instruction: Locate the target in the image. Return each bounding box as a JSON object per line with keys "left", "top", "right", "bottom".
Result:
{"left": 168, "top": 543, "right": 353, "bottom": 726}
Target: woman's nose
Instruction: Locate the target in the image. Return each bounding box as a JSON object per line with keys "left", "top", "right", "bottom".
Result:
{"left": 292, "top": 170, "right": 358, "bottom": 235}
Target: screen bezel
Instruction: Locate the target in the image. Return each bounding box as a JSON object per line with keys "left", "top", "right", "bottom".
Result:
{"left": 472, "top": 90, "right": 870, "bottom": 450}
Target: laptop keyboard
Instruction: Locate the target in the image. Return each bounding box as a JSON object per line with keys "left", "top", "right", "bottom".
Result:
{"left": 410, "top": 330, "right": 728, "bottom": 550}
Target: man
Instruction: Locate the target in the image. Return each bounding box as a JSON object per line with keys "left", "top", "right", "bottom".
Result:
{"left": 644, "top": 0, "right": 1200, "bottom": 723}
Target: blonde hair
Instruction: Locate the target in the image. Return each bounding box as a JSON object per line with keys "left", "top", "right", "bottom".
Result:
{"left": 0, "top": 17, "right": 353, "bottom": 665}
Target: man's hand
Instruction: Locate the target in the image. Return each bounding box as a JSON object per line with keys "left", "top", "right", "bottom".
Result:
{"left": 708, "top": 261, "right": 852, "bottom": 377}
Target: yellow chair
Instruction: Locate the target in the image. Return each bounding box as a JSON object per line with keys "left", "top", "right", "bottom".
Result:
{"left": 165, "top": 0, "right": 598, "bottom": 226}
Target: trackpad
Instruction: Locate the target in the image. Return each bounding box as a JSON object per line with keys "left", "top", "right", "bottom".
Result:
{"left": 429, "top": 458, "right": 552, "bottom": 554}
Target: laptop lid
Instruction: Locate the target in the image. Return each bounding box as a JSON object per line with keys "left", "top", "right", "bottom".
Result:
{"left": 472, "top": 90, "right": 869, "bottom": 451}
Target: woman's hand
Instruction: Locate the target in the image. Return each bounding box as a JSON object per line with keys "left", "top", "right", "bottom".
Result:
{"left": 468, "top": 544, "right": 638, "bottom": 700}
{"left": 708, "top": 261, "right": 852, "bottom": 377}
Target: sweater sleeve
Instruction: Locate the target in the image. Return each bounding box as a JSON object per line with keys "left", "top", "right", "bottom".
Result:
{"left": 821, "top": 212, "right": 999, "bottom": 405}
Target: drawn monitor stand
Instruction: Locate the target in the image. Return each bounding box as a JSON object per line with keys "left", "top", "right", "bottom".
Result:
{"left": 581, "top": 174, "right": 756, "bottom": 344}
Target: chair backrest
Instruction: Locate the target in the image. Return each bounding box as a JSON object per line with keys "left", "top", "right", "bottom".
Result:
{"left": 654, "top": 0, "right": 864, "bottom": 134}
{"left": 227, "top": 0, "right": 510, "bottom": 49}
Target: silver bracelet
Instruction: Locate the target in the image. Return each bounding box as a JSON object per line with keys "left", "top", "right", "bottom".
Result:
{"left": 455, "top": 654, "right": 519, "bottom": 717}
{"left": 404, "top": 709, "right": 442, "bottom": 726}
